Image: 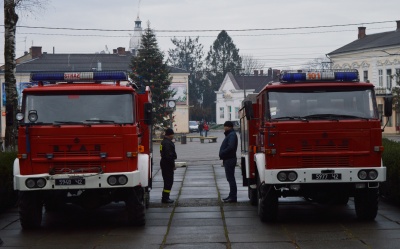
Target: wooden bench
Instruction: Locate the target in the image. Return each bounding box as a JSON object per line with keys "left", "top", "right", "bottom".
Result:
{"left": 200, "top": 136, "right": 217, "bottom": 143}
{"left": 186, "top": 135, "right": 202, "bottom": 142}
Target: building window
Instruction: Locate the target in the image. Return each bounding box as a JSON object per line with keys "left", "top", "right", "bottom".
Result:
{"left": 387, "top": 69, "right": 392, "bottom": 89}
{"left": 219, "top": 107, "right": 224, "bottom": 119}
{"left": 396, "top": 68, "right": 400, "bottom": 84}
{"left": 228, "top": 106, "right": 232, "bottom": 120}
{"left": 235, "top": 107, "right": 239, "bottom": 119}
{"left": 363, "top": 70, "right": 368, "bottom": 82}
{"left": 378, "top": 70, "right": 383, "bottom": 87}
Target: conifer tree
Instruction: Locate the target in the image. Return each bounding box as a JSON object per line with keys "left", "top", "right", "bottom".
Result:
{"left": 130, "top": 22, "right": 173, "bottom": 128}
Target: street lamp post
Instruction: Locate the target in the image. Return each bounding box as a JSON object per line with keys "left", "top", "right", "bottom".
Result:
{"left": 165, "top": 98, "right": 176, "bottom": 129}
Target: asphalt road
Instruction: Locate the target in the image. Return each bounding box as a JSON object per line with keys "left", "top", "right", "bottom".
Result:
{"left": 1, "top": 130, "right": 400, "bottom": 248}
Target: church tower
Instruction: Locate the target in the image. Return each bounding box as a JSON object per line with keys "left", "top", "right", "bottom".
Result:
{"left": 129, "top": 16, "right": 143, "bottom": 56}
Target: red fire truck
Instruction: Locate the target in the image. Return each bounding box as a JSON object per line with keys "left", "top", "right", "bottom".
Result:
{"left": 240, "top": 69, "right": 392, "bottom": 222}
{"left": 13, "top": 71, "right": 153, "bottom": 228}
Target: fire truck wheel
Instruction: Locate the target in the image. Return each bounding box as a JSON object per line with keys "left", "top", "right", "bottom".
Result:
{"left": 144, "top": 190, "right": 150, "bottom": 209}
{"left": 354, "top": 188, "right": 378, "bottom": 221}
{"left": 248, "top": 186, "right": 258, "bottom": 206}
{"left": 257, "top": 183, "right": 278, "bottom": 222}
{"left": 125, "top": 187, "right": 146, "bottom": 226}
{"left": 18, "top": 191, "right": 43, "bottom": 229}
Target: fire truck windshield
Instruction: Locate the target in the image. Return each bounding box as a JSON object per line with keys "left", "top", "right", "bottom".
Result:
{"left": 267, "top": 89, "right": 379, "bottom": 121}
{"left": 23, "top": 93, "right": 134, "bottom": 124}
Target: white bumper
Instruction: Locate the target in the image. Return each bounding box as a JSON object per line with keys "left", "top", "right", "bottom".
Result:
{"left": 262, "top": 167, "right": 386, "bottom": 184}
{"left": 14, "top": 171, "right": 142, "bottom": 191}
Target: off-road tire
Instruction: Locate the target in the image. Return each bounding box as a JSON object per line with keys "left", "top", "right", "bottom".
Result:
{"left": 257, "top": 177, "right": 278, "bottom": 222}
{"left": 125, "top": 187, "right": 146, "bottom": 226}
{"left": 144, "top": 190, "right": 150, "bottom": 209}
{"left": 354, "top": 188, "right": 379, "bottom": 221}
{"left": 18, "top": 191, "right": 43, "bottom": 229}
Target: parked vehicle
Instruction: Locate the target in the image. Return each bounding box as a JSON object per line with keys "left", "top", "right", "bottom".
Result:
{"left": 13, "top": 71, "right": 153, "bottom": 229}
{"left": 240, "top": 69, "right": 392, "bottom": 222}
{"left": 189, "top": 121, "right": 198, "bottom": 133}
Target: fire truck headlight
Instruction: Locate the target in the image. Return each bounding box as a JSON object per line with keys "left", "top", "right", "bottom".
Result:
{"left": 368, "top": 170, "right": 378, "bottom": 180}
{"left": 26, "top": 179, "right": 36, "bottom": 188}
{"left": 118, "top": 175, "right": 128, "bottom": 185}
{"left": 16, "top": 112, "right": 24, "bottom": 121}
{"left": 107, "top": 176, "right": 117, "bottom": 186}
{"left": 36, "top": 178, "right": 46, "bottom": 188}
{"left": 28, "top": 110, "right": 38, "bottom": 123}
{"left": 358, "top": 170, "right": 367, "bottom": 180}
{"left": 277, "top": 172, "right": 287, "bottom": 181}
{"left": 288, "top": 172, "right": 298, "bottom": 181}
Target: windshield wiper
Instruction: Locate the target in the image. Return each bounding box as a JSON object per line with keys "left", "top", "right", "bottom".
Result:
{"left": 54, "top": 121, "right": 85, "bottom": 124}
{"left": 304, "top": 114, "right": 369, "bottom": 121}
{"left": 85, "top": 119, "right": 115, "bottom": 123}
{"left": 273, "top": 116, "right": 308, "bottom": 122}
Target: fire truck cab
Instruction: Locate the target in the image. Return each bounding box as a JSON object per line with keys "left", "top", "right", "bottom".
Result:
{"left": 13, "top": 71, "right": 153, "bottom": 228}
{"left": 240, "top": 69, "right": 392, "bottom": 222}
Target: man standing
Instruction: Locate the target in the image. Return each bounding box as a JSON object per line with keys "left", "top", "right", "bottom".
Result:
{"left": 160, "top": 128, "right": 177, "bottom": 203}
{"left": 219, "top": 121, "right": 238, "bottom": 203}
{"left": 198, "top": 121, "right": 204, "bottom": 136}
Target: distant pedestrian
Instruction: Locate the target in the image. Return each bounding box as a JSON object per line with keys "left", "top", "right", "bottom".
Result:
{"left": 219, "top": 121, "right": 238, "bottom": 203}
{"left": 198, "top": 121, "right": 204, "bottom": 136}
{"left": 203, "top": 121, "right": 209, "bottom": 137}
{"left": 160, "top": 128, "right": 177, "bottom": 203}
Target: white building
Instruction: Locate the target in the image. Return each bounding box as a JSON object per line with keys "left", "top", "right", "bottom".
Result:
{"left": 215, "top": 70, "right": 278, "bottom": 124}
{"left": 328, "top": 20, "right": 400, "bottom": 133}
{"left": 129, "top": 16, "right": 143, "bottom": 56}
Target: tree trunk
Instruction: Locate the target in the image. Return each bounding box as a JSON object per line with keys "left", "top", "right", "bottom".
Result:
{"left": 4, "top": 0, "right": 19, "bottom": 150}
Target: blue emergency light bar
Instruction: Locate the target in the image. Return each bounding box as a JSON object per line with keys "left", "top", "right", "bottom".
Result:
{"left": 280, "top": 69, "right": 359, "bottom": 83}
{"left": 30, "top": 71, "right": 127, "bottom": 82}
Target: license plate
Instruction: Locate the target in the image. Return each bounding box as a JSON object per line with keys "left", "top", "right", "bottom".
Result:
{"left": 55, "top": 178, "right": 86, "bottom": 185}
{"left": 312, "top": 173, "right": 341, "bottom": 180}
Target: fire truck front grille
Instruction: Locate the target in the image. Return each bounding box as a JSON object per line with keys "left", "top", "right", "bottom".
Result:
{"left": 299, "top": 156, "right": 349, "bottom": 168}
{"left": 37, "top": 151, "right": 101, "bottom": 157}
{"left": 301, "top": 144, "right": 349, "bottom": 152}
{"left": 50, "top": 162, "right": 103, "bottom": 174}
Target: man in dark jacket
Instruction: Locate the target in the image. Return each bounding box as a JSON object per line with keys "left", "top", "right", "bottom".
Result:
{"left": 219, "top": 121, "right": 238, "bottom": 203}
{"left": 160, "top": 128, "right": 177, "bottom": 203}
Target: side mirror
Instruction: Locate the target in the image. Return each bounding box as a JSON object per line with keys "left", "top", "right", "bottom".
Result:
{"left": 384, "top": 96, "right": 393, "bottom": 117}
{"left": 244, "top": 101, "right": 254, "bottom": 120}
{"left": 144, "top": 103, "right": 153, "bottom": 125}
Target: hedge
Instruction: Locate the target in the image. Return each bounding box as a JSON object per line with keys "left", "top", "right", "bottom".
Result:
{"left": 0, "top": 151, "right": 17, "bottom": 211}
{"left": 381, "top": 138, "right": 400, "bottom": 204}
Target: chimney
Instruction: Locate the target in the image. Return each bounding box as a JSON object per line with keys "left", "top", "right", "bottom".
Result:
{"left": 358, "top": 27, "right": 366, "bottom": 39}
{"left": 268, "top": 68, "right": 272, "bottom": 77}
{"left": 254, "top": 70, "right": 258, "bottom": 76}
{"left": 117, "top": 47, "right": 126, "bottom": 55}
{"left": 397, "top": 20, "right": 400, "bottom": 31}
{"left": 260, "top": 70, "right": 263, "bottom": 76}
{"left": 29, "top": 46, "right": 42, "bottom": 58}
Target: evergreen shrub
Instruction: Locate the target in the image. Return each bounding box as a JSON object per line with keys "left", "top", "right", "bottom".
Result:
{"left": 0, "top": 151, "right": 17, "bottom": 211}
{"left": 381, "top": 138, "right": 400, "bottom": 204}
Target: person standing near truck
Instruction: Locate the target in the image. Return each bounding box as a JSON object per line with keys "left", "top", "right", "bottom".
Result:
{"left": 219, "top": 121, "right": 238, "bottom": 203}
{"left": 160, "top": 128, "right": 177, "bottom": 203}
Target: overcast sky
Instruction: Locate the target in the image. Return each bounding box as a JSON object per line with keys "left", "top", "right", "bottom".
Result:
{"left": 1, "top": 0, "right": 399, "bottom": 70}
